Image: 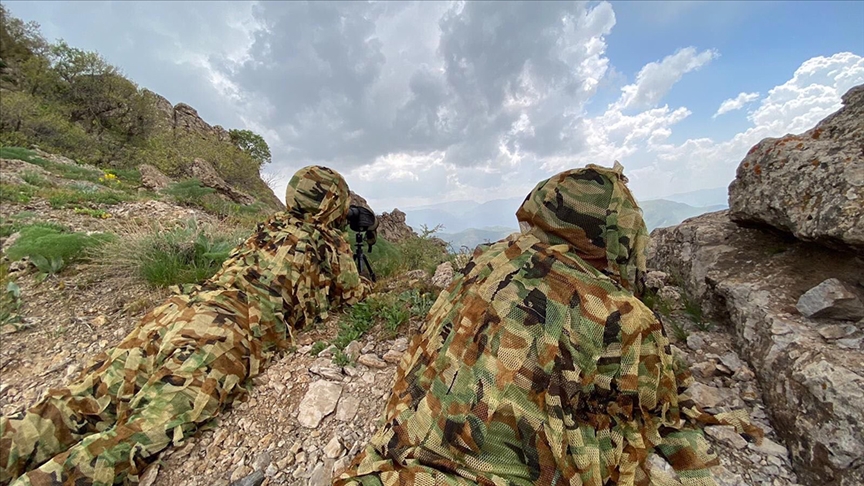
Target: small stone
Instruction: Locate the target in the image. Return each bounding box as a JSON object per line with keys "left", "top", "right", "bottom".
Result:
{"left": 749, "top": 438, "right": 789, "bottom": 457}
{"left": 796, "top": 278, "right": 864, "bottom": 321}
{"left": 252, "top": 451, "right": 271, "bottom": 471}
{"left": 836, "top": 335, "right": 863, "bottom": 350}
{"left": 686, "top": 334, "right": 705, "bottom": 351}
{"left": 264, "top": 464, "right": 278, "bottom": 477}
{"left": 295, "top": 451, "right": 307, "bottom": 464}
{"left": 691, "top": 361, "right": 717, "bottom": 378}
{"left": 323, "top": 436, "right": 343, "bottom": 459}
{"left": 732, "top": 367, "right": 755, "bottom": 382}
{"left": 361, "top": 372, "right": 377, "bottom": 384}
{"left": 644, "top": 271, "right": 669, "bottom": 290}
{"left": 297, "top": 380, "right": 343, "bottom": 428}
{"left": 704, "top": 425, "right": 748, "bottom": 450}
{"left": 91, "top": 315, "right": 107, "bottom": 327}
{"left": 686, "top": 382, "right": 729, "bottom": 409}
{"left": 343, "top": 365, "right": 361, "bottom": 377}
{"left": 138, "top": 464, "right": 160, "bottom": 486}
{"left": 391, "top": 337, "right": 409, "bottom": 352}
{"left": 318, "top": 345, "right": 337, "bottom": 358}
{"left": 718, "top": 352, "right": 745, "bottom": 373}
{"left": 230, "top": 464, "right": 251, "bottom": 483}
{"left": 817, "top": 324, "right": 858, "bottom": 340}
{"left": 344, "top": 341, "right": 363, "bottom": 360}
{"left": 358, "top": 354, "right": 388, "bottom": 369}
{"left": 361, "top": 342, "right": 375, "bottom": 354}
{"left": 297, "top": 345, "right": 312, "bottom": 355}
{"left": 405, "top": 269, "right": 428, "bottom": 281}
{"left": 658, "top": 285, "right": 682, "bottom": 304}
{"left": 382, "top": 349, "right": 403, "bottom": 364}
{"left": 276, "top": 453, "right": 295, "bottom": 469}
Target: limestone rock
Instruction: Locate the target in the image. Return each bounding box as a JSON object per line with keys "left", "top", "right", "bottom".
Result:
{"left": 705, "top": 425, "right": 748, "bottom": 450}
{"left": 649, "top": 210, "right": 864, "bottom": 485}
{"left": 357, "top": 354, "right": 388, "bottom": 369}
{"left": 297, "top": 380, "right": 342, "bottom": 428}
{"left": 335, "top": 395, "right": 359, "bottom": 422}
{"left": 376, "top": 209, "right": 417, "bottom": 242}
{"left": 189, "top": 158, "right": 256, "bottom": 205}
{"left": 323, "top": 436, "right": 343, "bottom": 459}
{"left": 796, "top": 278, "right": 864, "bottom": 321}
{"left": 432, "top": 262, "right": 455, "bottom": 289}
{"left": 686, "top": 382, "right": 732, "bottom": 409}
{"left": 644, "top": 271, "right": 669, "bottom": 290}
{"left": 728, "top": 84, "right": 864, "bottom": 250}
{"left": 138, "top": 164, "right": 173, "bottom": 191}
{"left": 382, "top": 349, "right": 403, "bottom": 364}
{"left": 344, "top": 341, "right": 362, "bottom": 361}
{"left": 173, "top": 103, "right": 215, "bottom": 136}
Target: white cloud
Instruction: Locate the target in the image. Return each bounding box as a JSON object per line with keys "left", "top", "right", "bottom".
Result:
{"left": 713, "top": 91, "right": 760, "bottom": 118}
{"left": 617, "top": 47, "right": 718, "bottom": 110}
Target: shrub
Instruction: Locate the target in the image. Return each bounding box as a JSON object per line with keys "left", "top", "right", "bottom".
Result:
{"left": 20, "top": 170, "right": 52, "bottom": 187}
{"left": 5, "top": 223, "right": 114, "bottom": 273}
{"left": 354, "top": 232, "right": 447, "bottom": 281}
{"left": 95, "top": 219, "right": 241, "bottom": 288}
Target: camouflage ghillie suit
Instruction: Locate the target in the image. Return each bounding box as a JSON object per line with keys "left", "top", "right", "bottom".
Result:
{"left": 0, "top": 166, "right": 367, "bottom": 486}
{"left": 337, "top": 163, "right": 761, "bottom": 486}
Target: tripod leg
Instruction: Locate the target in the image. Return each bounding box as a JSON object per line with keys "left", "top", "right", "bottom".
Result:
{"left": 361, "top": 253, "right": 376, "bottom": 282}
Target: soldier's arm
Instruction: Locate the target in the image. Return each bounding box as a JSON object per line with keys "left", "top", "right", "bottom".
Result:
{"left": 330, "top": 237, "right": 369, "bottom": 306}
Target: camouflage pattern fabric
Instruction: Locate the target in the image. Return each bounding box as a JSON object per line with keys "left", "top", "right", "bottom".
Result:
{"left": 0, "top": 166, "right": 367, "bottom": 486}
{"left": 336, "top": 163, "right": 761, "bottom": 486}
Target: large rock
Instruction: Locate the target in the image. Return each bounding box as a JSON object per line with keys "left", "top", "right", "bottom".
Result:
{"left": 138, "top": 163, "right": 173, "bottom": 191}
{"left": 728, "top": 84, "right": 864, "bottom": 250}
{"left": 173, "top": 103, "right": 216, "bottom": 137}
{"left": 189, "top": 158, "right": 256, "bottom": 205}
{"left": 796, "top": 278, "right": 864, "bottom": 321}
{"left": 377, "top": 209, "right": 417, "bottom": 242}
{"left": 296, "top": 380, "right": 342, "bottom": 428}
{"left": 649, "top": 210, "right": 864, "bottom": 485}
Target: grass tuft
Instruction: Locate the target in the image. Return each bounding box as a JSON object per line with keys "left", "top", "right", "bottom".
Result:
{"left": 4, "top": 223, "right": 114, "bottom": 274}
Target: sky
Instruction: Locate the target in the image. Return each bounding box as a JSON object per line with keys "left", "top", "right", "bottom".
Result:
{"left": 5, "top": 0, "right": 864, "bottom": 213}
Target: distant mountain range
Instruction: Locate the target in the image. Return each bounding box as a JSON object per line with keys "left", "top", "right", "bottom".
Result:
{"left": 402, "top": 187, "right": 730, "bottom": 251}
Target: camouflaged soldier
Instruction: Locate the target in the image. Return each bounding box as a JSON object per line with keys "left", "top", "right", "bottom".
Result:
{"left": 0, "top": 166, "right": 368, "bottom": 486}
{"left": 337, "top": 163, "right": 761, "bottom": 486}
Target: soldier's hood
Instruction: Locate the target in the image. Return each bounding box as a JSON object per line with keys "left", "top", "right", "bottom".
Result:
{"left": 284, "top": 166, "right": 351, "bottom": 227}
{"left": 515, "top": 162, "right": 648, "bottom": 289}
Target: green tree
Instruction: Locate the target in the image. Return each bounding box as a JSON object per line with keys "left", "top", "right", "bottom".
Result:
{"left": 0, "top": 5, "right": 49, "bottom": 67}
{"left": 229, "top": 129, "right": 271, "bottom": 169}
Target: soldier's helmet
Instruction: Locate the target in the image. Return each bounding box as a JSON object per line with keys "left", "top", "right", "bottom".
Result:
{"left": 515, "top": 162, "right": 648, "bottom": 291}
{"left": 285, "top": 166, "right": 351, "bottom": 228}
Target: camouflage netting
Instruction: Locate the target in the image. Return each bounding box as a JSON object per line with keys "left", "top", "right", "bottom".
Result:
{"left": 0, "top": 166, "right": 367, "bottom": 486}
{"left": 337, "top": 163, "right": 761, "bottom": 486}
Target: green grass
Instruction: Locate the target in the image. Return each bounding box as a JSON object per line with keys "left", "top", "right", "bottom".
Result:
{"left": 20, "top": 170, "right": 53, "bottom": 187}
{"left": 46, "top": 186, "right": 132, "bottom": 209}
{"left": 310, "top": 341, "right": 328, "bottom": 356}
{"left": 73, "top": 207, "right": 112, "bottom": 219}
{"left": 0, "top": 147, "right": 103, "bottom": 183}
{"left": 330, "top": 288, "right": 439, "bottom": 353}
{"left": 640, "top": 288, "right": 673, "bottom": 317}
{"left": 95, "top": 219, "right": 240, "bottom": 288}
{"left": 5, "top": 223, "right": 114, "bottom": 274}
{"left": 0, "top": 183, "right": 37, "bottom": 204}
{"left": 668, "top": 319, "right": 690, "bottom": 342}
{"left": 162, "top": 179, "right": 216, "bottom": 206}
{"left": 353, "top": 231, "right": 447, "bottom": 281}
{"left": 0, "top": 260, "right": 23, "bottom": 328}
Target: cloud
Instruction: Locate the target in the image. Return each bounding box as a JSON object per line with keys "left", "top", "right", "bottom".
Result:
{"left": 713, "top": 91, "right": 760, "bottom": 118}
{"left": 617, "top": 47, "right": 718, "bottom": 110}
{"left": 623, "top": 52, "right": 864, "bottom": 199}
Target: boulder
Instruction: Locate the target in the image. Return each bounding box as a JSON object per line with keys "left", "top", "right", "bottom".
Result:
{"left": 431, "top": 262, "right": 455, "bottom": 289}
{"left": 649, "top": 210, "right": 864, "bottom": 485}
{"left": 189, "top": 158, "right": 256, "bottom": 205}
{"left": 796, "top": 278, "right": 864, "bottom": 321}
{"left": 173, "top": 103, "right": 215, "bottom": 137}
{"left": 728, "top": 84, "right": 864, "bottom": 250}
{"left": 377, "top": 209, "right": 417, "bottom": 242}
{"left": 296, "top": 380, "right": 342, "bottom": 428}
{"left": 138, "top": 163, "right": 173, "bottom": 191}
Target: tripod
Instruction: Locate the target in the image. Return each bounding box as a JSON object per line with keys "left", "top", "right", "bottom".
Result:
{"left": 354, "top": 229, "right": 376, "bottom": 282}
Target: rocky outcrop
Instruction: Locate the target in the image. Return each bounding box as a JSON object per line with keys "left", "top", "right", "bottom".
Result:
{"left": 728, "top": 85, "right": 864, "bottom": 250}
{"left": 138, "top": 164, "right": 173, "bottom": 192}
{"left": 189, "top": 158, "right": 256, "bottom": 205}
{"left": 376, "top": 209, "right": 417, "bottom": 242}
{"left": 649, "top": 210, "right": 864, "bottom": 485}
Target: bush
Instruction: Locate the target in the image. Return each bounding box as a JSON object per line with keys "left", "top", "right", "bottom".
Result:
{"left": 0, "top": 146, "right": 102, "bottom": 182}
{"left": 95, "top": 219, "right": 241, "bottom": 288}
{"left": 5, "top": 223, "right": 114, "bottom": 273}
